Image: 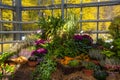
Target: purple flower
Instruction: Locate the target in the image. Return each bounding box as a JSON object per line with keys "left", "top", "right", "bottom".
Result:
{"left": 31, "top": 50, "right": 37, "bottom": 56}
{"left": 35, "top": 39, "right": 46, "bottom": 45}
{"left": 82, "top": 35, "right": 93, "bottom": 43}
{"left": 73, "top": 34, "right": 93, "bottom": 45}
{"left": 36, "top": 48, "right": 47, "bottom": 54}
{"left": 73, "top": 35, "right": 83, "bottom": 40}
{"left": 31, "top": 48, "right": 47, "bottom": 57}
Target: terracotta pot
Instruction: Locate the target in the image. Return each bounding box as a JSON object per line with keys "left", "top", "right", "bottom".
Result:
{"left": 28, "top": 61, "right": 38, "bottom": 67}
{"left": 83, "top": 69, "right": 94, "bottom": 76}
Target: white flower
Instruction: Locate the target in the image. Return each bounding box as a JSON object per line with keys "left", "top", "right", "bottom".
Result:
{"left": 80, "top": 30, "right": 84, "bottom": 34}
{"left": 110, "top": 45, "right": 114, "bottom": 49}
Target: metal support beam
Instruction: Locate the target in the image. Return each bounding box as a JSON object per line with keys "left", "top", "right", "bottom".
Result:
{"left": 80, "top": 0, "right": 83, "bottom": 34}
{"left": 22, "top": 1, "right": 120, "bottom": 10}
{"left": 61, "top": 0, "right": 64, "bottom": 19}
{"left": 0, "top": 3, "right": 14, "bottom": 10}
{"left": 96, "top": 6, "right": 100, "bottom": 42}
{"left": 51, "top": 0, "right": 54, "bottom": 16}
{"left": 13, "top": 0, "right": 22, "bottom": 40}
{"left": 0, "top": 31, "right": 36, "bottom": 34}
{"left": 0, "top": 0, "right": 3, "bottom": 52}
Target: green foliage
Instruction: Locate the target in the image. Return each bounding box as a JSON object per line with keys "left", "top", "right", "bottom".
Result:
{"left": 0, "top": 52, "right": 14, "bottom": 63}
{"left": 89, "top": 49, "right": 105, "bottom": 60}
{"left": 82, "top": 61, "right": 96, "bottom": 70}
{"left": 109, "top": 15, "right": 120, "bottom": 39}
{"left": 112, "top": 38, "right": 120, "bottom": 57}
{"left": 0, "top": 71, "right": 2, "bottom": 80}
{"left": 62, "top": 13, "right": 79, "bottom": 39}
{"left": 94, "top": 70, "right": 108, "bottom": 80}
{"left": 49, "top": 38, "right": 79, "bottom": 58}
{"left": 101, "top": 38, "right": 120, "bottom": 59}
{"left": 0, "top": 52, "right": 15, "bottom": 79}
{"left": 0, "top": 63, "right": 15, "bottom": 79}
{"left": 37, "top": 14, "right": 79, "bottom": 58}
{"left": 101, "top": 50, "right": 115, "bottom": 58}
{"left": 112, "top": 38, "right": 120, "bottom": 50}
{"left": 63, "top": 39, "right": 78, "bottom": 57}
{"left": 38, "top": 16, "right": 64, "bottom": 39}
{"left": 68, "top": 60, "right": 79, "bottom": 67}
{"left": 32, "top": 55, "right": 56, "bottom": 80}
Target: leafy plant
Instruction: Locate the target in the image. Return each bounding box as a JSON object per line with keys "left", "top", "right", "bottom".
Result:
{"left": 82, "top": 61, "right": 96, "bottom": 70}
{"left": 0, "top": 52, "right": 14, "bottom": 63}
{"left": 102, "top": 57, "right": 120, "bottom": 71}
{"left": 101, "top": 50, "right": 115, "bottom": 58}
{"left": 63, "top": 39, "right": 78, "bottom": 57}
{"left": 68, "top": 60, "right": 79, "bottom": 67}
{"left": 89, "top": 49, "right": 105, "bottom": 60}
{"left": 73, "top": 34, "right": 93, "bottom": 54}
{"left": 38, "top": 16, "right": 64, "bottom": 39}
{"left": 32, "top": 55, "right": 56, "bottom": 80}
{"left": 112, "top": 38, "right": 120, "bottom": 57}
{"left": 94, "top": 70, "right": 108, "bottom": 80}
{"left": 109, "top": 15, "right": 120, "bottom": 39}
{"left": 62, "top": 13, "right": 79, "bottom": 39}
{"left": 0, "top": 63, "right": 15, "bottom": 80}
{"left": 0, "top": 52, "right": 15, "bottom": 79}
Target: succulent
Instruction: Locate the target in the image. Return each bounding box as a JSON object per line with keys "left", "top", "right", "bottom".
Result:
{"left": 94, "top": 70, "right": 108, "bottom": 80}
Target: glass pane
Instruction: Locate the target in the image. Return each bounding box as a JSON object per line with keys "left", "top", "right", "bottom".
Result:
{"left": 99, "top": 6, "right": 113, "bottom": 20}
{"left": 3, "top": 43, "right": 12, "bottom": 52}
{"left": 82, "top": 22, "right": 96, "bottom": 31}
{"left": 2, "top": 34, "right": 13, "bottom": 42}
{"left": 22, "top": 0, "right": 38, "bottom": 6}
{"left": 99, "top": 22, "right": 111, "bottom": 31}
{"left": 53, "top": 9, "right": 61, "bottom": 17}
{"left": 54, "top": 0, "right": 61, "bottom": 4}
{"left": 2, "top": 0, "right": 12, "bottom": 6}
{"left": 82, "top": 7, "right": 97, "bottom": 20}
{"left": 98, "top": 34, "right": 112, "bottom": 41}
{"left": 65, "top": 8, "right": 80, "bottom": 18}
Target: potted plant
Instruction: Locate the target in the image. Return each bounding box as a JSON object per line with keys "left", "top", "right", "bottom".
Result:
{"left": 28, "top": 56, "right": 38, "bottom": 67}
{"left": 94, "top": 70, "right": 108, "bottom": 80}
{"left": 89, "top": 49, "right": 105, "bottom": 60}
{"left": 82, "top": 61, "right": 96, "bottom": 76}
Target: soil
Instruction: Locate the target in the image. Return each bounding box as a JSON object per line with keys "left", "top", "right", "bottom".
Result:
{"left": 9, "top": 63, "right": 35, "bottom": 80}
{"left": 2, "top": 62, "right": 120, "bottom": 80}
{"left": 51, "top": 63, "right": 96, "bottom": 80}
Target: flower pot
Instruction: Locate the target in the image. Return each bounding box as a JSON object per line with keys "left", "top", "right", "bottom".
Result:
{"left": 28, "top": 61, "right": 38, "bottom": 67}
{"left": 83, "top": 69, "right": 94, "bottom": 76}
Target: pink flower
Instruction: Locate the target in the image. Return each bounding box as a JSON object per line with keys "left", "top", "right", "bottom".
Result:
{"left": 31, "top": 48, "right": 47, "bottom": 57}
{"left": 36, "top": 48, "right": 47, "bottom": 54}
{"left": 35, "top": 39, "right": 46, "bottom": 45}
